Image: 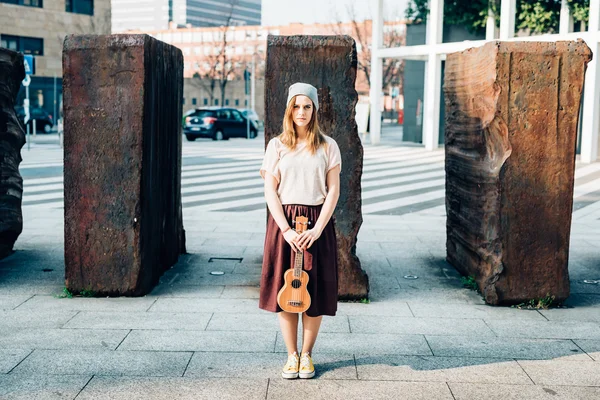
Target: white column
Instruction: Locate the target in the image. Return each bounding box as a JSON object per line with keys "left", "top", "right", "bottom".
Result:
{"left": 580, "top": 0, "right": 600, "bottom": 163}
{"left": 485, "top": 4, "right": 496, "bottom": 40}
{"left": 369, "top": 0, "right": 383, "bottom": 145}
{"left": 499, "top": 0, "right": 516, "bottom": 40}
{"left": 422, "top": 0, "right": 443, "bottom": 150}
{"left": 251, "top": 54, "right": 256, "bottom": 111}
{"left": 559, "top": 0, "right": 573, "bottom": 34}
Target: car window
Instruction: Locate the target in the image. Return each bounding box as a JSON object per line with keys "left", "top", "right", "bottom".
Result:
{"left": 192, "top": 111, "right": 215, "bottom": 118}
{"left": 217, "top": 110, "right": 231, "bottom": 120}
{"left": 231, "top": 110, "right": 244, "bottom": 122}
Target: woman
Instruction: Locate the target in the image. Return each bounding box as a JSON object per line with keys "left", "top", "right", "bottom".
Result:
{"left": 259, "top": 82, "right": 341, "bottom": 379}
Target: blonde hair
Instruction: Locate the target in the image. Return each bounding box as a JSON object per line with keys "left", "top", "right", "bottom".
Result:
{"left": 279, "top": 95, "right": 325, "bottom": 154}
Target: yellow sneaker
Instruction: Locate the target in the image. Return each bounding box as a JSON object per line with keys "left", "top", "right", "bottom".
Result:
{"left": 299, "top": 353, "right": 315, "bottom": 379}
{"left": 281, "top": 352, "right": 299, "bottom": 379}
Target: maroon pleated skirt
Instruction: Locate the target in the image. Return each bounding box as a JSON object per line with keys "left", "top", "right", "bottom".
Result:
{"left": 259, "top": 204, "right": 338, "bottom": 317}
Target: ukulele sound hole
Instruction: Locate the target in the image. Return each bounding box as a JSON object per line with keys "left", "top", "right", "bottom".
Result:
{"left": 291, "top": 279, "right": 302, "bottom": 289}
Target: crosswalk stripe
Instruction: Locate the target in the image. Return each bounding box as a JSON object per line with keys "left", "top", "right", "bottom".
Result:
{"left": 574, "top": 163, "right": 600, "bottom": 179}
{"left": 362, "top": 189, "right": 446, "bottom": 214}
{"left": 19, "top": 143, "right": 600, "bottom": 217}
{"left": 574, "top": 178, "right": 600, "bottom": 198}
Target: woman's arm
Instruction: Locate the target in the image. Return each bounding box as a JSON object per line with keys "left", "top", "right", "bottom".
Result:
{"left": 264, "top": 173, "right": 301, "bottom": 252}
{"left": 296, "top": 165, "right": 340, "bottom": 250}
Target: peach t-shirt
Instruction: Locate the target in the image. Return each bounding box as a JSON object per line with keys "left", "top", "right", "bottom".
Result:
{"left": 260, "top": 135, "right": 342, "bottom": 205}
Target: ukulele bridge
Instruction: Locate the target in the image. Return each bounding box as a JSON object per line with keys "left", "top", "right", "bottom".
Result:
{"left": 287, "top": 300, "right": 304, "bottom": 306}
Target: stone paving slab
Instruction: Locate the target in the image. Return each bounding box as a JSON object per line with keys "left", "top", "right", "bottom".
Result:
{"left": 170, "top": 271, "right": 262, "bottom": 286}
{"left": 485, "top": 319, "right": 600, "bottom": 339}
{"left": 148, "top": 298, "right": 264, "bottom": 314}
{"left": 368, "top": 287, "right": 486, "bottom": 305}
{"left": 76, "top": 376, "right": 267, "bottom": 400}
{"left": 407, "top": 303, "right": 547, "bottom": 320}
{"left": 348, "top": 315, "right": 495, "bottom": 336}
{"left": 0, "top": 349, "right": 31, "bottom": 373}
{"left": 0, "top": 373, "right": 91, "bottom": 400}
{"left": 518, "top": 359, "right": 600, "bottom": 386}
{"left": 274, "top": 332, "right": 432, "bottom": 356}
{"left": 0, "top": 283, "right": 64, "bottom": 296}
{"left": 181, "top": 246, "right": 249, "bottom": 262}
{"left": 14, "top": 295, "right": 157, "bottom": 312}
{"left": 540, "top": 306, "right": 600, "bottom": 322}
{"left": 185, "top": 352, "right": 357, "bottom": 380}
{"left": 0, "top": 310, "right": 78, "bottom": 329}
{"left": 205, "top": 313, "right": 350, "bottom": 333}
{"left": 148, "top": 283, "right": 226, "bottom": 298}
{"left": 0, "top": 295, "right": 37, "bottom": 310}
{"left": 334, "top": 301, "right": 413, "bottom": 317}
{"left": 162, "top": 261, "right": 237, "bottom": 274}
{"left": 118, "top": 330, "right": 276, "bottom": 352}
{"left": 201, "top": 238, "right": 264, "bottom": 248}
{"left": 220, "top": 285, "right": 260, "bottom": 299}
{"left": 448, "top": 383, "right": 600, "bottom": 400}
{"left": 573, "top": 339, "right": 600, "bottom": 360}
{"left": 231, "top": 263, "right": 264, "bottom": 274}
{"left": 266, "top": 380, "right": 454, "bottom": 400}
{"left": 355, "top": 355, "right": 532, "bottom": 385}
{"left": 12, "top": 349, "right": 192, "bottom": 377}
{"left": 63, "top": 311, "right": 213, "bottom": 330}
{"left": 0, "top": 327, "right": 129, "bottom": 350}
{"left": 426, "top": 335, "right": 591, "bottom": 360}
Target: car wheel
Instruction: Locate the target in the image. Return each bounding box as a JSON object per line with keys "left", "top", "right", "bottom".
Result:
{"left": 43, "top": 123, "right": 52, "bottom": 133}
{"left": 186, "top": 135, "right": 196, "bottom": 142}
{"left": 213, "top": 130, "right": 224, "bottom": 141}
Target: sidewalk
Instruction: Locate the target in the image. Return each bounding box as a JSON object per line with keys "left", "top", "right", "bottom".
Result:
{"left": 1, "top": 141, "right": 599, "bottom": 399}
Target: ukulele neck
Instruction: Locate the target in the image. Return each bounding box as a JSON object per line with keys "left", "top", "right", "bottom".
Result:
{"left": 293, "top": 250, "right": 303, "bottom": 277}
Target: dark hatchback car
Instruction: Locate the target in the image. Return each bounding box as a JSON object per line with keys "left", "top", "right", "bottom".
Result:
{"left": 14, "top": 106, "right": 54, "bottom": 133}
{"left": 183, "top": 107, "right": 258, "bottom": 141}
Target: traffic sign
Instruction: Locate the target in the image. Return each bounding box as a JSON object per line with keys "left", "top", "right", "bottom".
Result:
{"left": 23, "top": 55, "right": 35, "bottom": 75}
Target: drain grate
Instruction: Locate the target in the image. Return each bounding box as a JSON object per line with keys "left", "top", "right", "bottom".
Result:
{"left": 208, "top": 257, "right": 243, "bottom": 263}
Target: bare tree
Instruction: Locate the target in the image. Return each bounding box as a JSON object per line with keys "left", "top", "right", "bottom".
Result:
{"left": 328, "top": 1, "right": 406, "bottom": 95}
{"left": 191, "top": 0, "right": 246, "bottom": 107}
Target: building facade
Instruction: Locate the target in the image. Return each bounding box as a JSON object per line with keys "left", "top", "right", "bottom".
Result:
{"left": 1, "top": 0, "right": 111, "bottom": 119}
{"left": 145, "top": 19, "right": 405, "bottom": 121}
{"left": 112, "top": 0, "right": 261, "bottom": 34}
{"left": 369, "top": 0, "right": 600, "bottom": 163}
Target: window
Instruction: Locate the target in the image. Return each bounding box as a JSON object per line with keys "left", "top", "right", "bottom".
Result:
{"left": 225, "top": 99, "right": 229, "bottom": 106}
{"left": 203, "top": 98, "right": 208, "bottom": 105}
{"left": 245, "top": 99, "right": 248, "bottom": 106}
{"left": 192, "top": 98, "right": 197, "bottom": 105}
{"left": 0, "top": 0, "right": 43, "bottom": 8}
{"left": 214, "top": 99, "right": 218, "bottom": 105}
{"left": 231, "top": 110, "right": 243, "bottom": 122}
{"left": 66, "top": 0, "right": 93, "bottom": 15}
{"left": 0, "top": 35, "right": 43, "bottom": 55}
{"left": 217, "top": 110, "right": 231, "bottom": 119}
{"left": 235, "top": 99, "right": 239, "bottom": 106}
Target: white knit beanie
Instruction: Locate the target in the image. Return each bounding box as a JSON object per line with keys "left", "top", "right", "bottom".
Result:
{"left": 286, "top": 82, "right": 319, "bottom": 111}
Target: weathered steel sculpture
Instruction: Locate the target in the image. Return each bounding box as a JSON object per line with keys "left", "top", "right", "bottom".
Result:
{"left": 445, "top": 40, "right": 592, "bottom": 305}
{"left": 63, "top": 35, "right": 186, "bottom": 296}
{"left": 264, "top": 35, "right": 368, "bottom": 299}
{"left": 0, "top": 49, "right": 26, "bottom": 259}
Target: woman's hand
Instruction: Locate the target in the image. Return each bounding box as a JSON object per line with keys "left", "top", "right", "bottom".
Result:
{"left": 283, "top": 229, "right": 301, "bottom": 252}
{"left": 296, "top": 228, "right": 322, "bottom": 250}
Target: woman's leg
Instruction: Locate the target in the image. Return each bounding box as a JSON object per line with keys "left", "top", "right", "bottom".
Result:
{"left": 278, "top": 311, "right": 299, "bottom": 354}
{"left": 300, "top": 314, "right": 323, "bottom": 354}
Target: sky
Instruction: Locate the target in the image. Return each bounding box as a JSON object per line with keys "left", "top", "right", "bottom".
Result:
{"left": 261, "top": 0, "right": 410, "bottom": 26}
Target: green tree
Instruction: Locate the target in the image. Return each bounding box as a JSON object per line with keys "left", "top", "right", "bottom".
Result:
{"left": 405, "top": 0, "right": 590, "bottom": 35}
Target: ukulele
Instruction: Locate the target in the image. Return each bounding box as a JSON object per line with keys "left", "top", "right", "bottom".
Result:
{"left": 277, "top": 216, "right": 311, "bottom": 313}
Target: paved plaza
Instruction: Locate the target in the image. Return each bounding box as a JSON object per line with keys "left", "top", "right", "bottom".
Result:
{"left": 1, "top": 131, "right": 599, "bottom": 399}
